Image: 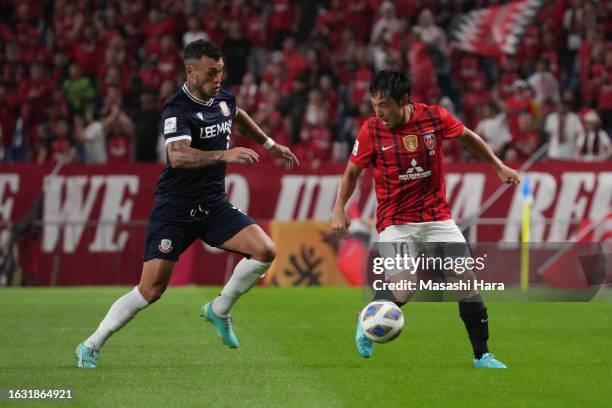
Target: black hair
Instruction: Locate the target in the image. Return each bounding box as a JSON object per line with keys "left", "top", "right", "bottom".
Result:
{"left": 183, "top": 39, "right": 222, "bottom": 61}
{"left": 369, "top": 70, "right": 413, "bottom": 104}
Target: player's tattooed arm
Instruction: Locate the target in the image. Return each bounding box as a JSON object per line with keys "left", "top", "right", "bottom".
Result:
{"left": 234, "top": 108, "right": 269, "bottom": 145}
{"left": 167, "top": 140, "right": 259, "bottom": 169}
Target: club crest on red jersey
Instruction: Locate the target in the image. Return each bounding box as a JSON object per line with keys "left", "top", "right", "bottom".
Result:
{"left": 402, "top": 135, "right": 418, "bottom": 152}
{"left": 423, "top": 133, "right": 435, "bottom": 150}
{"left": 423, "top": 132, "right": 436, "bottom": 155}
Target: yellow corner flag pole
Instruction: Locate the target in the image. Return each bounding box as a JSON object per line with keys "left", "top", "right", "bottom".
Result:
{"left": 520, "top": 176, "right": 532, "bottom": 291}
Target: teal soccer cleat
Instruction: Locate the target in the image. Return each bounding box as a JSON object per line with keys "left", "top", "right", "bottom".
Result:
{"left": 355, "top": 317, "right": 374, "bottom": 358}
{"left": 201, "top": 302, "right": 240, "bottom": 348}
{"left": 473, "top": 353, "right": 507, "bottom": 368}
{"left": 75, "top": 343, "right": 99, "bottom": 368}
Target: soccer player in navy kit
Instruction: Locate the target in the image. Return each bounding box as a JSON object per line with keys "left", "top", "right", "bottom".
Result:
{"left": 332, "top": 70, "right": 520, "bottom": 368}
{"left": 76, "top": 40, "right": 298, "bottom": 368}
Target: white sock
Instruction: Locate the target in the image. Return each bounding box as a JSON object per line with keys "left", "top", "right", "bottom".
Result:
{"left": 84, "top": 286, "right": 149, "bottom": 350}
{"left": 211, "top": 258, "right": 271, "bottom": 317}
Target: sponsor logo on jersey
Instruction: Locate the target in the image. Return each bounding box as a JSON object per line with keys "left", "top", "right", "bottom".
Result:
{"left": 399, "top": 159, "right": 432, "bottom": 181}
{"left": 202, "top": 119, "right": 233, "bottom": 139}
{"left": 159, "top": 239, "right": 173, "bottom": 253}
{"left": 196, "top": 112, "right": 204, "bottom": 120}
{"left": 220, "top": 101, "right": 231, "bottom": 117}
{"left": 352, "top": 140, "right": 359, "bottom": 155}
{"left": 164, "top": 117, "right": 177, "bottom": 135}
{"left": 402, "top": 135, "right": 418, "bottom": 151}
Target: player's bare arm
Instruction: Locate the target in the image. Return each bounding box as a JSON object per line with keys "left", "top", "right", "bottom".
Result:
{"left": 331, "top": 161, "right": 363, "bottom": 236}
{"left": 458, "top": 127, "right": 520, "bottom": 185}
{"left": 167, "top": 139, "right": 259, "bottom": 169}
{"left": 234, "top": 108, "right": 299, "bottom": 169}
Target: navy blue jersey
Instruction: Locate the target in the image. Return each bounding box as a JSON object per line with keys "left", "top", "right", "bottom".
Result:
{"left": 156, "top": 83, "right": 237, "bottom": 203}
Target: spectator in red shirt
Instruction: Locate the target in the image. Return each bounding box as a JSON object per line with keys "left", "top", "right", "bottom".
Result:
{"left": 297, "top": 110, "right": 333, "bottom": 167}
{"left": 282, "top": 36, "right": 307, "bottom": 81}
{"left": 319, "top": 74, "right": 339, "bottom": 120}
{"left": 504, "top": 112, "right": 540, "bottom": 162}
{"left": 16, "top": 63, "right": 52, "bottom": 126}
{"left": 502, "top": 79, "right": 537, "bottom": 145}
{"left": 462, "top": 75, "right": 492, "bottom": 130}
{"left": 143, "top": 8, "right": 172, "bottom": 39}
{"left": 344, "top": 0, "right": 371, "bottom": 43}
{"left": 36, "top": 118, "right": 76, "bottom": 165}
{"left": 100, "top": 85, "right": 134, "bottom": 164}
{"left": 268, "top": 0, "right": 296, "bottom": 48}
{"left": 350, "top": 47, "right": 373, "bottom": 108}
{"left": 157, "top": 34, "right": 181, "bottom": 82}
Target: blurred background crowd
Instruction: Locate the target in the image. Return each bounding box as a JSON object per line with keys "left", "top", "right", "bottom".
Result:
{"left": 0, "top": 0, "right": 610, "bottom": 168}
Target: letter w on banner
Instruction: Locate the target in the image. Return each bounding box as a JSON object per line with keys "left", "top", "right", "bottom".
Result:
{"left": 449, "top": 0, "right": 543, "bottom": 57}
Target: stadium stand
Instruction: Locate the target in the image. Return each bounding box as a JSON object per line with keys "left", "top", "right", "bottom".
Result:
{"left": 0, "top": 0, "right": 610, "bottom": 168}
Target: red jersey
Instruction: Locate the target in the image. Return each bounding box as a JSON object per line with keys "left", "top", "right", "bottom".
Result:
{"left": 349, "top": 103, "right": 464, "bottom": 232}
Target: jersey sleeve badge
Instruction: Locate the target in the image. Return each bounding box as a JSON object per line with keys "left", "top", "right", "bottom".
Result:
{"left": 164, "top": 117, "right": 177, "bottom": 134}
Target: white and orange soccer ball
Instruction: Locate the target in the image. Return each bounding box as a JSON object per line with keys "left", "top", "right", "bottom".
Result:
{"left": 359, "top": 301, "right": 404, "bottom": 343}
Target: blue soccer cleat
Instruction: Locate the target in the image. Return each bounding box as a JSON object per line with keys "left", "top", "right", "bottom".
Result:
{"left": 355, "top": 316, "right": 374, "bottom": 358}
{"left": 75, "top": 343, "right": 99, "bottom": 368}
{"left": 473, "top": 352, "right": 507, "bottom": 368}
{"left": 201, "top": 302, "right": 239, "bottom": 348}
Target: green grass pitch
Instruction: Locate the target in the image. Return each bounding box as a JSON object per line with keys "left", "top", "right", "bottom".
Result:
{"left": 1, "top": 287, "right": 611, "bottom": 407}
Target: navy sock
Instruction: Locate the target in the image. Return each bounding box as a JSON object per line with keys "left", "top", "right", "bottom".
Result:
{"left": 459, "top": 294, "right": 489, "bottom": 359}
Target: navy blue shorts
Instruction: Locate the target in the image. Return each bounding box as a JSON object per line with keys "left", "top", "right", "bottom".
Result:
{"left": 143, "top": 198, "right": 256, "bottom": 262}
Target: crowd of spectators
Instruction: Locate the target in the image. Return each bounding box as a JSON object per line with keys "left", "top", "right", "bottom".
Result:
{"left": 0, "top": 0, "right": 610, "bottom": 168}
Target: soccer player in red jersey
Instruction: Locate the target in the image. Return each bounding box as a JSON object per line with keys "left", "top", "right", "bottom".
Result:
{"left": 331, "top": 70, "right": 520, "bottom": 368}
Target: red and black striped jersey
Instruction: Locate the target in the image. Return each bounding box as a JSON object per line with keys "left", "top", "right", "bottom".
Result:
{"left": 349, "top": 103, "right": 464, "bottom": 232}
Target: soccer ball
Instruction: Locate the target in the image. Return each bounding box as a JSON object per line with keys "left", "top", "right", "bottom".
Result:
{"left": 359, "top": 301, "right": 404, "bottom": 343}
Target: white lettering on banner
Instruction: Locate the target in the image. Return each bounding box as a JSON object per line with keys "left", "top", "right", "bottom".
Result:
{"left": 203, "top": 174, "right": 251, "bottom": 255}
{"left": 445, "top": 173, "right": 462, "bottom": 200}
{"left": 503, "top": 172, "right": 557, "bottom": 242}
{"left": 548, "top": 172, "right": 595, "bottom": 241}
{"left": 225, "top": 174, "right": 249, "bottom": 213}
{"left": 588, "top": 172, "right": 612, "bottom": 222}
{"left": 0, "top": 174, "right": 19, "bottom": 220}
{"left": 314, "top": 176, "right": 342, "bottom": 219}
{"left": 362, "top": 187, "right": 378, "bottom": 224}
{"left": 449, "top": 173, "right": 485, "bottom": 223}
{"left": 274, "top": 175, "right": 341, "bottom": 220}
{"left": 89, "top": 176, "right": 139, "bottom": 252}
{"left": 43, "top": 176, "right": 105, "bottom": 253}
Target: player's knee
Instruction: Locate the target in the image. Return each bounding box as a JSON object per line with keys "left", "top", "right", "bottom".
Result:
{"left": 139, "top": 284, "right": 167, "bottom": 303}
{"left": 253, "top": 242, "right": 276, "bottom": 263}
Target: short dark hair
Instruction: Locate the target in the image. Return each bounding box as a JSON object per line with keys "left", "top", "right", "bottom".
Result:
{"left": 370, "top": 70, "right": 413, "bottom": 104}
{"left": 183, "top": 39, "right": 222, "bottom": 61}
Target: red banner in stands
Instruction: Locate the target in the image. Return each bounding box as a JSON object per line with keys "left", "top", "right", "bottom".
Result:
{"left": 449, "top": 0, "right": 543, "bottom": 56}
{"left": 1, "top": 161, "right": 609, "bottom": 285}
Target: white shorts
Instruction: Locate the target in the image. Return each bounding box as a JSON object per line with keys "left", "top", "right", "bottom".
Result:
{"left": 377, "top": 220, "right": 467, "bottom": 278}
{"left": 379, "top": 220, "right": 466, "bottom": 243}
